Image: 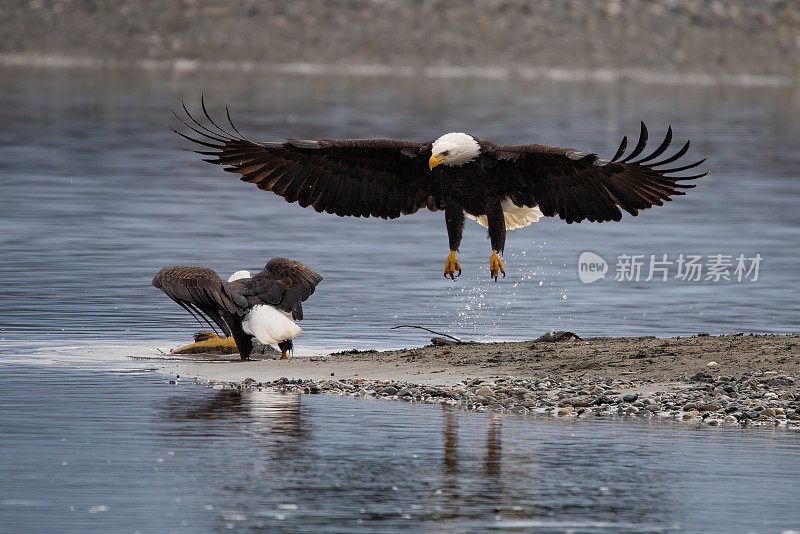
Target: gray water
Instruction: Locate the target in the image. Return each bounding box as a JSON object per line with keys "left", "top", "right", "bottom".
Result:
{"left": 2, "top": 364, "right": 800, "bottom": 534}
{"left": 1, "top": 67, "right": 800, "bottom": 532}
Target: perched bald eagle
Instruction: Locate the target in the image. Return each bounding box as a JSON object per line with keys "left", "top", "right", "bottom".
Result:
{"left": 174, "top": 100, "right": 706, "bottom": 280}
{"left": 152, "top": 258, "right": 322, "bottom": 359}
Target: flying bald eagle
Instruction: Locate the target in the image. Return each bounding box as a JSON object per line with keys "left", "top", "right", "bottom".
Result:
{"left": 174, "top": 100, "right": 707, "bottom": 280}
{"left": 152, "top": 258, "right": 322, "bottom": 360}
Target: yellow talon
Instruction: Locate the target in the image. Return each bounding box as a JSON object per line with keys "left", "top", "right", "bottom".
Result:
{"left": 444, "top": 250, "right": 461, "bottom": 279}
{"left": 489, "top": 250, "right": 505, "bottom": 281}
{"left": 280, "top": 350, "right": 290, "bottom": 360}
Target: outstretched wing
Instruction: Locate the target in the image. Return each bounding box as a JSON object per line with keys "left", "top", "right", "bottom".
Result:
{"left": 173, "top": 100, "right": 438, "bottom": 218}
{"left": 152, "top": 266, "right": 247, "bottom": 336}
{"left": 488, "top": 123, "right": 707, "bottom": 223}
{"left": 238, "top": 258, "right": 323, "bottom": 320}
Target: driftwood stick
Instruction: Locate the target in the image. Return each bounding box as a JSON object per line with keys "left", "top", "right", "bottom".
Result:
{"left": 391, "top": 325, "right": 463, "bottom": 343}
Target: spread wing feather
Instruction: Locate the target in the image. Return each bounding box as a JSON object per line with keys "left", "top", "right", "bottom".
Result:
{"left": 237, "top": 258, "right": 323, "bottom": 320}
{"left": 152, "top": 266, "right": 247, "bottom": 336}
{"left": 174, "top": 100, "right": 437, "bottom": 219}
{"left": 489, "top": 123, "right": 707, "bottom": 223}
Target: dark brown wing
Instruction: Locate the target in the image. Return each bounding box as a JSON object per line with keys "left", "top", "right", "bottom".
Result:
{"left": 152, "top": 266, "right": 247, "bottom": 336}
{"left": 488, "top": 123, "right": 707, "bottom": 223}
{"left": 236, "top": 258, "right": 323, "bottom": 320}
{"left": 173, "top": 100, "right": 437, "bottom": 219}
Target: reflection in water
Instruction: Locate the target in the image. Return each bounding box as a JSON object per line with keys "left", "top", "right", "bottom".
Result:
{"left": 486, "top": 416, "right": 502, "bottom": 479}
{"left": 436, "top": 405, "right": 507, "bottom": 525}
{"left": 2, "top": 365, "right": 800, "bottom": 532}
{"left": 442, "top": 405, "right": 503, "bottom": 479}
{"left": 164, "top": 389, "right": 247, "bottom": 420}
{"left": 442, "top": 405, "right": 459, "bottom": 477}
{"left": 162, "top": 387, "right": 307, "bottom": 440}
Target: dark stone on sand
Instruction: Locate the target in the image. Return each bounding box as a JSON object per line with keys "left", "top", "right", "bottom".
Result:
{"left": 534, "top": 331, "right": 583, "bottom": 343}
{"left": 768, "top": 378, "right": 793, "bottom": 387}
{"left": 560, "top": 398, "right": 592, "bottom": 408}
{"left": 381, "top": 386, "right": 398, "bottom": 396}
{"left": 623, "top": 394, "right": 639, "bottom": 403}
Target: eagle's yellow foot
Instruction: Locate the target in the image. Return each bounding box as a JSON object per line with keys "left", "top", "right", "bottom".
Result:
{"left": 489, "top": 250, "right": 505, "bottom": 281}
{"left": 443, "top": 250, "right": 461, "bottom": 279}
{"left": 279, "top": 350, "right": 290, "bottom": 360}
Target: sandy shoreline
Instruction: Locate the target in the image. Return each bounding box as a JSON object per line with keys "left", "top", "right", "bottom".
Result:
{"left": 155, "top": 333, "right": 800, "bottom": 428}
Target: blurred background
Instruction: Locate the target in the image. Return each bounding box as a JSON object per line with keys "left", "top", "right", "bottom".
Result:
{"left": 1, "top": 0, "right": 799, "bottom": 355}
{"left": 4, "top": 0, "right": 800, "bottom": 79}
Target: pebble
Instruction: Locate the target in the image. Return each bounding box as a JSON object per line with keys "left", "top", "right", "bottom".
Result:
{"left": 220, "top": 369, "right": 798, "bottom": 429}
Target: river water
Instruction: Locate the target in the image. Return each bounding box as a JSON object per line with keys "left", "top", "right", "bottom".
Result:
{"left": 1, "top": 67, "right": 799, "bottom": 532}
{"left": 2, "top": 364, "right": 800, "bottom": 533}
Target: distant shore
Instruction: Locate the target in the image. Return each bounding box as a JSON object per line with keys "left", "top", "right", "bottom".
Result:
{"left": 157, "top": 333, "right": 800, "bottom": 428}
{"left": 3, "top": 0, "right": 800, "bottom": 82}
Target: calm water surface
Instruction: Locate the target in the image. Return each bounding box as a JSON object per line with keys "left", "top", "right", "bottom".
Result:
{"left": 2, "top": 364, "right": 800, "bottom": 534}
{"left": 1, "top": 68, "right": 799, "bottom": 532}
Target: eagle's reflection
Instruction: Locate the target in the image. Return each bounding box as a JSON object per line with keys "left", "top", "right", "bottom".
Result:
{"left": 485, "top": 416, "right": 502, "bottom": 479}
{"left": 161, "top": 387, "right": 307, "bottom": 440}
{"left": 440, "top": 405, "right": 503, "bottom": 505}
{"left": 443, "top": 405, "right": 459, "bottom": 477}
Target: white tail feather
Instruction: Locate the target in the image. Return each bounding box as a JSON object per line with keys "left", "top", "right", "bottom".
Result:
{"left": 464, "top": 197, "right": 544, "bottom": 230}
{"left": 465, "top": 197, "right": 544, "bottom": 230}
{"left": 242, "top": 305, "right": 302, "bottom": 345}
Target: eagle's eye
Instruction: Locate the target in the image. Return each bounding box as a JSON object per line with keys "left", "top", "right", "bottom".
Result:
{"left": 442, "top": 150, "right": 450, "bottom": 156}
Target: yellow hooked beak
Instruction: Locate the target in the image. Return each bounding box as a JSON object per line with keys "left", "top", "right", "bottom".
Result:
{"left": 429, "top": 153, "right": 446, "bottom": 170}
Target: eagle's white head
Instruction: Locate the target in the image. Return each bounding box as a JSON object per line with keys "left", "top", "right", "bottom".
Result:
{"left": 228, "top": 270, "right": 252, "bottom": 282}
{"left": 429, "top": 132, "right": 481, "bottom": 169}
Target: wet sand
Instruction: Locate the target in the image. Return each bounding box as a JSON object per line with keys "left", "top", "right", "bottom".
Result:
{"left": 159, "top": 333, "right": 798, "bottom": 385}
{"left": 156, "top": 333, "right": 800, "bottom": 428}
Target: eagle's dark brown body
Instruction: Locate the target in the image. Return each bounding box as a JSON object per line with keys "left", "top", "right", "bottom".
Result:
{"left": 432, "top": 154, "right": 511, "bottom": 254}
{"left": 173, "top": 100, "right": 706, "bottom": 279}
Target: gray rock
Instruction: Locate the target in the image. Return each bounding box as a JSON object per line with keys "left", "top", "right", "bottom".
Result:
{"left": 767, "top": 378, "right": 792, "bottom": 387}
{"left": 534, "top": 331, "right": 582, "bottom": 342}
